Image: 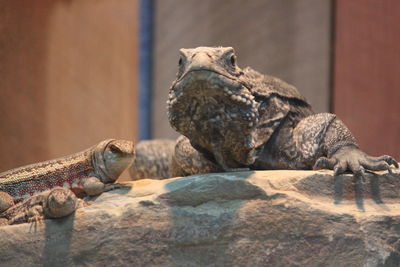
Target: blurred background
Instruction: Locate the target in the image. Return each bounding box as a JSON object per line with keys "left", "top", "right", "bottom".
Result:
{"left": 0, "top": 0, "right": 399, "bottom": 174}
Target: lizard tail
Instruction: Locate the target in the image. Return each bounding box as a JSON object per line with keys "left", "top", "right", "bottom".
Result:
{"left": 129, "top": 139, "right": 176, "bottom": 180}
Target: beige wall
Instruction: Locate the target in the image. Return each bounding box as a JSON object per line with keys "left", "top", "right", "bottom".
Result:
{"left": 152, "top": 0, "right": 332, "bottom": 139}
{"left": 0, "top": 0, "right": 138, "bottom": 172}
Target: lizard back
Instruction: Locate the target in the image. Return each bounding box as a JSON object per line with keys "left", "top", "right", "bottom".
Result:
{"left": 0, "top": 149, "right": 94, "bottom": 201}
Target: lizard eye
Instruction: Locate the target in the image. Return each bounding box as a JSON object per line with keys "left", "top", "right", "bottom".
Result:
{"left": 230, "top": 55, "right": 236, "bottom": 66}
{"left": 178, "top": 57, "right": 183, "bottom": 66}
{"left": 109, "top": 144, "right": 122, "bottom": 154}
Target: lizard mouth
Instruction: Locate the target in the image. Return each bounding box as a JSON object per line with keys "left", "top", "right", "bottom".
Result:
{"left": 176, "top": 69, "right": 238, "bottom": 83}
{"left": 168, "top": 70, "right": 255, "bottom": 105}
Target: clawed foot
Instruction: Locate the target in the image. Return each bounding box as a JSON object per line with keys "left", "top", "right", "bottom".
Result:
{"left": 313, "top": 146, "right": 399, "bottom": 179}
{"left": 27, "top": 206, "right": 44, "bottom": 225}
{"left": 28, "top": 214, "right": 44, "bottom": 224}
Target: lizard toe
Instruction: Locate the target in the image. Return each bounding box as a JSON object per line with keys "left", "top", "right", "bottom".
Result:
{"left": 378, "top": 155, "right": 399, "bottom": 168}
{"left": 333, "top": 161, "right": 347, "bottom": 176}
{"left": 348, "top": 160, "right": 366, "bottom": 181}
{"left": 362, "top": 159, "right": 390, "bottom": 173}
{"left": 313, "top": 157, "right": 337, "bottom": 170}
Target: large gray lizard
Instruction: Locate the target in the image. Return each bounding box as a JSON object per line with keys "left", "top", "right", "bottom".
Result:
{"left": 133, "top": 46, "right": 398, "bottom": 179}
{"left": 0, "top": 139, "right": 134, "bottom": 213}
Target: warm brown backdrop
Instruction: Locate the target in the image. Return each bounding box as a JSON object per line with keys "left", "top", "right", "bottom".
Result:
{"left": 0, "top": 0, "right": 398, "bottom": 174}
{"left": 334, "top": 0, "right": 400, "bottom": 159}
{"left": 0, "top": 0, "right": 138, "bottom": 173}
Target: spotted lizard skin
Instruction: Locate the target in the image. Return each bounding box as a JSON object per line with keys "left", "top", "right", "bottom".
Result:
{"left": 0, "top": 139, "right": 134, "bottom": 212}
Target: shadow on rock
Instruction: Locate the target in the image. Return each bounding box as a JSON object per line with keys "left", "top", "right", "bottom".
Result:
{"left": 160, "top": 172, "right": 262, "bottom": 266}
{"left": 334, "top": 174, "right": 366, "bottom": 211}
{"left": 42, "top": 211, "right": 75, "bottom": 266}
{"left": 296, "top": 171, "right": 400, "bottom": 211}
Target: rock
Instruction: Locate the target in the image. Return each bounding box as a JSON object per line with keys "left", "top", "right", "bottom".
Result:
{"left": 0, "top": 170, "right": 400, "bottom": 266}
{"left": 157, "top": 174, "right": 266, "bottom": 206}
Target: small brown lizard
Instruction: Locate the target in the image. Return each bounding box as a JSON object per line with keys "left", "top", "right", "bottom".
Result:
{"left": 0, "top": 139, "right": 135, "bottom": 213}
{"left": 0, "top": 187, "right": 82, "bottom": 225}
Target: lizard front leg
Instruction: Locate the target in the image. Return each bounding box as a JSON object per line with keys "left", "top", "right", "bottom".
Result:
{"left": 83, "top": 177, "right": 105, "bottom": 196}
{"left": 82, "top": 177, "right": 126, "bottom": 195}
{"left": 295, "top": 113, "right": 398, "bottom": 176}
{"left": 315, "top": 118, "right": 398, "bottom": 176}
{"left": 8, "top": 205, "right": 44, "bottom": 225}
{"left": 171, "top": 135, "right": 222, "bottom": 176}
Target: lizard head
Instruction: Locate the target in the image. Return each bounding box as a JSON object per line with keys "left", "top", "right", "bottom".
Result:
{"left": 45, "top": 187, "right": 79, "bottom": 218}
{"left": 92, "top": 139, "right": 135, "bottom": 183}
{"left": 167, "top": 47, "right": 259, "bottom": 168}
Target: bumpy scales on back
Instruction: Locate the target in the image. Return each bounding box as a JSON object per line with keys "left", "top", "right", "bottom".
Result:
{"left": 134, "top": 46, "right": 398, "bottom": 179}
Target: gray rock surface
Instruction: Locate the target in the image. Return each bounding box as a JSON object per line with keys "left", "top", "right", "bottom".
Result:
{"left": 0, "top": 170, "right": 399, "bottom": 266}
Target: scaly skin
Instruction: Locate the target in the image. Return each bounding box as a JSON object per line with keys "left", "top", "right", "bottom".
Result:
{"left": 0, "top": 187, "right": 81, "bottom": 225}
{"left": 164, "top": 46, "right": 398, "bottom": 178}
{"left": 0, "top": 139, "right": 135, "bottom": 212}
{"left": 130, "top": 139, "right": 175, "bottom": 180}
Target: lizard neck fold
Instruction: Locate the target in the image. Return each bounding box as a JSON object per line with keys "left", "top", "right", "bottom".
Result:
{"left": 91, "top": 139, "right": 115, "bottom": 183}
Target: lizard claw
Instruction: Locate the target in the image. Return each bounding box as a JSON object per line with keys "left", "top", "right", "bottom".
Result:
{"left": 375, "top": 155, "right": 399, "bottom": 169}
{"left": 333, "top": 161, "right": 347, "bottom": 176}
{"left": 355, "top": 166, "right": 366, "bottom": 183}
{"left": 315, "top": 146, "right": 398, "bottom": 176}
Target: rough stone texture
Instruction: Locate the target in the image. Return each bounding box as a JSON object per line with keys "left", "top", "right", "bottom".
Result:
{"left": 0, "top": 170, "right": 399, "bottom": 266}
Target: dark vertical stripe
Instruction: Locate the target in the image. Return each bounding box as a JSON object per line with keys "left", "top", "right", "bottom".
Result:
{"left": 139, "top": 0, "right": 154, "bottom": 140}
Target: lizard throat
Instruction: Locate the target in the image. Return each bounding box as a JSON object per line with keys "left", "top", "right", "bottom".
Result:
{"left": 167, "top": 71, "right": 261, "bottom": 168}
